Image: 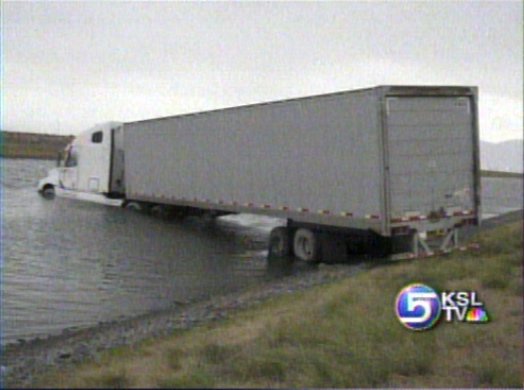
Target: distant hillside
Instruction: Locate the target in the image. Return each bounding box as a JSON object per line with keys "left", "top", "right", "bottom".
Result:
{"left": 0, "top": 131, "right": 74, "bottom": 160}
{"left": 480, "top": 140, "right": 523, "bottom": 173}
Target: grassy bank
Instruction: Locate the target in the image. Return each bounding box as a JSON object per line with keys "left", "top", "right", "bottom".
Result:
{"left": 1, "top": 131, "right": 73, "bottom": 160}
{"left": 35, "top": 222, "right": 523, "bottom": 387}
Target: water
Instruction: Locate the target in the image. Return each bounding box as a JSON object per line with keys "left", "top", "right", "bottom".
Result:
{"left": 1, "top": 158, "right": 522, "bottom": 344}
{"left": 1, "top": 158, "right": 302, "bottom": 344}
{"left": 481, "top": 177, "right": 523, "bottom": 219}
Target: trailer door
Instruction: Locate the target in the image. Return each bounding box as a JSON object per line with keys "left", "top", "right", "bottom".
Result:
{"left": 386, "top": 96, "right": 476, "bottom": 220}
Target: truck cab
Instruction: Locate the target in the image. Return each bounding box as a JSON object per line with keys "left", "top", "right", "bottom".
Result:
{"left": 38, "top": 122, "right": 124, "bottom": 205}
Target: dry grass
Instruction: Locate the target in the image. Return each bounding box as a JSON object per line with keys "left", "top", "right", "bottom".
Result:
{"left": 38, "top": 222, "right": 523, "bottom": 388}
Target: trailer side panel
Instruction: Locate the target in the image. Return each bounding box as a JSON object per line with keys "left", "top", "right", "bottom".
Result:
{"left": 124, "top": 90, "right": 384, "bottom": 231}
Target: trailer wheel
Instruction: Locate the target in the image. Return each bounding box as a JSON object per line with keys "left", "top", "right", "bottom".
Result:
{"left": 150, "top": 204, "right": 172, "bottom": 218}
{"left": 268, "top": 227, "right": 291, "bottom": 258}
{"left": 293, "top": 228, "right": 320, "bottom": 263}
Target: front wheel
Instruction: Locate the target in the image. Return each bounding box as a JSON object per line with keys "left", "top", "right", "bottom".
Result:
{"left": 41, "top": 185, "right": 55, "bottom": 199}
{"left": 293, "top": 228, "right": 320, "bottom": 263}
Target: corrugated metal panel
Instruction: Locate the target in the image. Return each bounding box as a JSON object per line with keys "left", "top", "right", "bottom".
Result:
{"left": 386, "top": 96, "right": 476, "bottom": 218}
{"left": 122, "top": 85, "right": 480, "bottom": 235}
{"left": 124, "top": 89, "right": 384, "bottom": 230}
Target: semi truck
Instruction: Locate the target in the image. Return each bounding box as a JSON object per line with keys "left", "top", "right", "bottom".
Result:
{"left": 38, "top": 85, "right": 481, "bottom": 262}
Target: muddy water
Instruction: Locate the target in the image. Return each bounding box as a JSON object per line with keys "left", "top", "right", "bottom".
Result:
{"left": 1, "top": 159, "right": 305, "bottom": 344}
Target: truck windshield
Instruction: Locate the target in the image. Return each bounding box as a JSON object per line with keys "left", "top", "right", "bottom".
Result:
{"left": 64, "top": 147, "right": 78, "bottom": 167}
{"left": 56, "top": 151, "right": 64, "bottom": 167}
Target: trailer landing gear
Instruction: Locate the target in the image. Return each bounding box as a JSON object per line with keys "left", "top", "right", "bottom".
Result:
{"left": 390, "top": 227, "right": 460, "bottom": 260}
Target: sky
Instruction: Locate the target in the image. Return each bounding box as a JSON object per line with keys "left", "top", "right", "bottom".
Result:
{"left": 2, "top": 1, "right": 523, "bottom": 143}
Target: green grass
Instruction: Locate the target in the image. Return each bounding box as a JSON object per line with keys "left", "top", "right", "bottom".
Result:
{"left": 39, "top": 222, "right": 523, "bottom": 388}
{"left": 481, "top": 170, "right": 523, "bottom": 179}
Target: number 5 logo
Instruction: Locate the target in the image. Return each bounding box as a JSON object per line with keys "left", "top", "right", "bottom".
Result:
{"left": 396, "top": 284, "right": 442, "bottom": 331}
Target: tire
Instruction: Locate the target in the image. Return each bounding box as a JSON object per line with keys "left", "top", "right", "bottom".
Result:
{"left": 150, "top": 204, "right": 170, "bottom": 218}
{"left": 41, "top": 185, "right": 55, "bottom": 199}
{"left": 124, "top": 201, "right": 142, "bottom": 211}
{"left": 268, "top": 226, "right": 291, "bottom": 258}
{"left": 368, "top": 233, "right": 392, "bottom": 258}
{"left": 293, "top": 228, "right": 320, "bottom": 263}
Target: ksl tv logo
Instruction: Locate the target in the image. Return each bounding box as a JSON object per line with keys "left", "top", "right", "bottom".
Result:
{"left": 395, "top": 283, "right": 490, "bottom": 331}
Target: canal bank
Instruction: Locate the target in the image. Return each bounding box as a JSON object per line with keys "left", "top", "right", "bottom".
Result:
{"left": 2, "top": 261, "right": 364, "bottom": 387}
{"left": 1, "top": 132, "right": 73, "bottom": 160}
{"left": 3, "top": 210, "right": 522, "bottom": 388}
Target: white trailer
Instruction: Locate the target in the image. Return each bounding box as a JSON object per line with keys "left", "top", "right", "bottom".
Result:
{"left": 39, "top": 86, "right": 481, "bottom": 262}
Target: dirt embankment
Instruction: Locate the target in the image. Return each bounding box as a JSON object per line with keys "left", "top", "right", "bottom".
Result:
{"left": 1, "top": 263, "right": 363, "bottom": 388}
{"left": 1, "top": 131, "right": 74, "bottom": 160}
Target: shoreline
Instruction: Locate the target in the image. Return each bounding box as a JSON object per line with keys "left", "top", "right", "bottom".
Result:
{"left": 33, "top": 219, "right": 524, "bottom": 388}
{"left": 1, "top": 131, "right": 73, "bottom": 161}
{"left": 3, "top": 210, "right": 522, "bottom": 388}
{"left": 2, "top": 262, "right": 365, "bottom": 387}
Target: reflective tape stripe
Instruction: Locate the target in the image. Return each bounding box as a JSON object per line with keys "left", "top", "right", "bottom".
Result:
{"left": 392, "top": 216, "right": 409, "bottom": 223}
{"left": 453, "top": 210, "right": 474, "bottom": 216}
